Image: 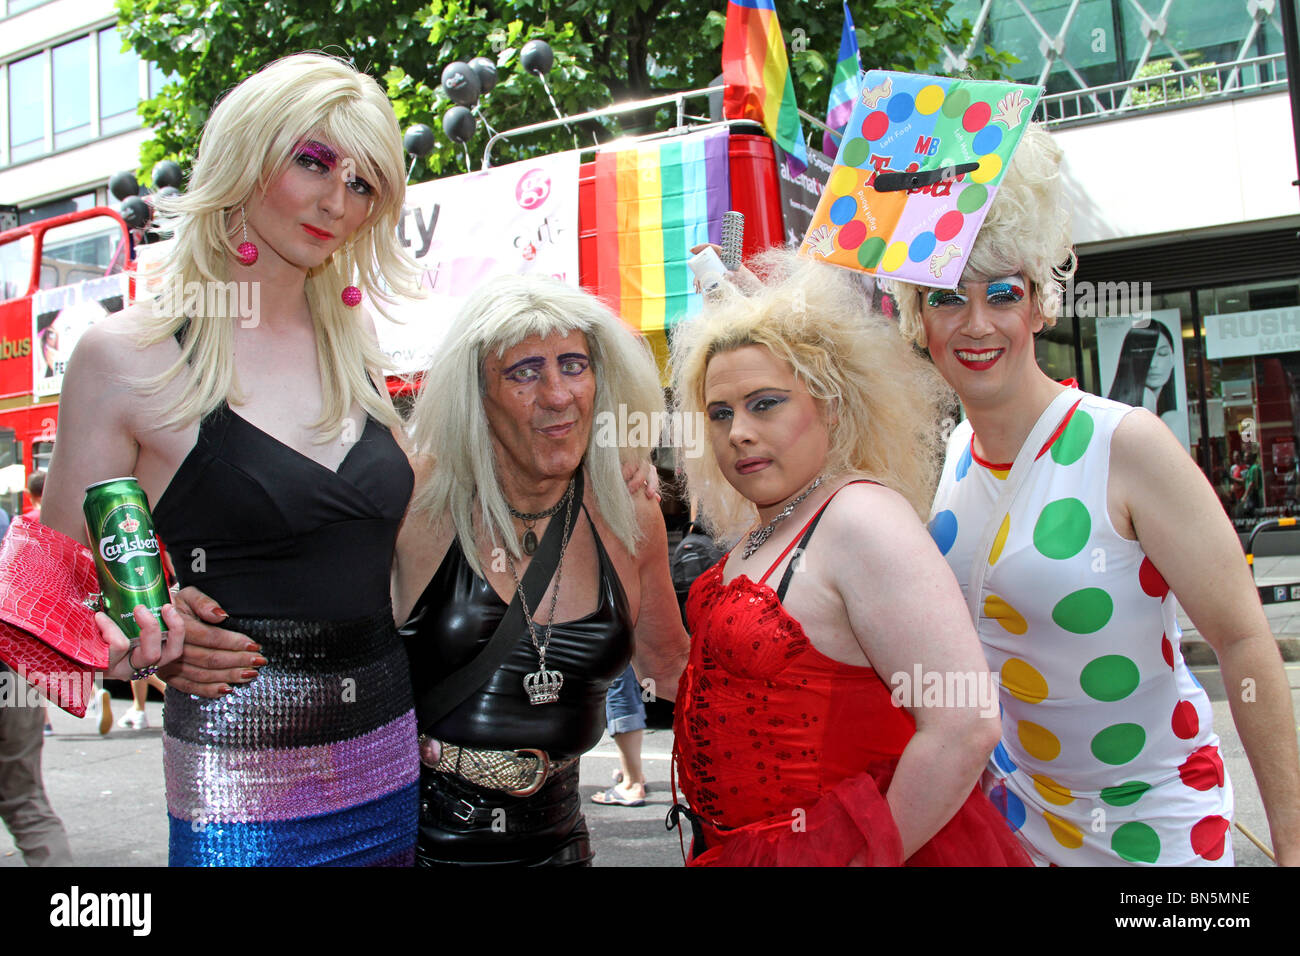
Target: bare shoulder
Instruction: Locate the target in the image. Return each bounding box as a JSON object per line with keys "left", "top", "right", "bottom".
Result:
{"left": 72, "top": 304, "right": 179, "bottom": 377}
{"left": 820, "top": 479, "right": 927, "bottom": 549}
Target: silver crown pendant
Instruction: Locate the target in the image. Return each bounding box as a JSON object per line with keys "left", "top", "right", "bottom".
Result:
{"left": 523, "top": 667, "right": 564, "bottom": 706}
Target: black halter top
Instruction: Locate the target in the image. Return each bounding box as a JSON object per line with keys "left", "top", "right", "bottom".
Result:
{"left": 403, "top": 509, "right": 634, "bottom": 759}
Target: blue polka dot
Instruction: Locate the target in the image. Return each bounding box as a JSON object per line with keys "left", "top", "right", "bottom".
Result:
{"left": 955, "top": 443, "right": 972, "bottom": 481}
{"left": 908, "top": 231, "right": 936, "bottom": 262}
{"left": 972, "top": 125, "right": 1003, "bottom": 156}
{"left": 886, "top": 92, "right": 915, "bottom": 122}
{"left": 989, "top": 782, "right": 1026, "bottom": 830}
{"left": 928, "top": 509, "right": 958, "bottom": 555}
{"left": 829, "top": 195, "right": 857, "bottom": 225}
{"left": 993, "top": 741, "right": 1018, "bottom": 774}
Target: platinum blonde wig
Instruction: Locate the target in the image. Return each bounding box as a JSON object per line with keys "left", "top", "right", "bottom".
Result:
{"left": 408, "top": 274, "right": 665, "bottom": 577}
{"left": 672, "top": 250, "right": 955, "bottom": 542}
{"left": 139, "top": 52, "right": 422, "bottom": 437}
{"left": 887, "top": 124, "right": 1077, "bottom": 347}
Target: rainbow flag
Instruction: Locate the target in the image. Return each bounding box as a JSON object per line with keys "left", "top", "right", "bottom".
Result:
{"left": 823, "top": 2, "right": 862, "bottom": 157}
{"left": 722, "top": 0, "right": 808, "bottom": 175}
{"left": 593, "top": 128, "right": 730, "bottom": 374}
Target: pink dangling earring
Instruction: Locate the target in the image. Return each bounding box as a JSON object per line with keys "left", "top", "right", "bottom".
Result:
{"left": 236, "top": 207, "right": 258, "bottom": 266}
{"left": 341, "top": 244, "right": 361, "bottom": 307}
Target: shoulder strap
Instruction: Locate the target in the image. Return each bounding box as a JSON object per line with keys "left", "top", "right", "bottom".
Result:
{"left": 416, "top": 468, "right": 584, "bottom": 732}
{"left": 965, "top": 390, "right": 1079, "bottom": 623}
{"left": 769, "top": 479, "right": 877, "bottom": 601}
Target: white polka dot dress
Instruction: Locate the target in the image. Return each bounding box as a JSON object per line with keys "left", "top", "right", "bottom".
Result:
{"left": 930, "top": 392, "right": 1233, "bottom": 865}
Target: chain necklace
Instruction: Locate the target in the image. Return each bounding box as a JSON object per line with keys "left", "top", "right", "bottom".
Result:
{"left": 507, "top": 478, "right": 574, "bottom": 555}
{"left": 742, "top": 475, "right": 826, "bottom": 560}
{"left": 505, "top": 479, "right": 575, "bottom": 705}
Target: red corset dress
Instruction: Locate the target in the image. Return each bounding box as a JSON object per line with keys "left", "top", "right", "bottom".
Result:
{"left": 673, "top": 488, "right": 1031, "bottom": 867}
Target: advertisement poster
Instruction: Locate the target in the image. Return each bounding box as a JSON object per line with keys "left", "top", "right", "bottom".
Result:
{"left": 1097, "top": 308, "right": 1188, "bottom": 450}
{"left": 32, "top": 273, "right": 127, "bottom": 397}
{"left": 376, "top": 150, "right": 580, "bottom": 376}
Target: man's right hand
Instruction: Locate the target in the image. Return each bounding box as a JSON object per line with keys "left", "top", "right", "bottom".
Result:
{"left": 158, "top": 586, "right": 264, "bottom": 697}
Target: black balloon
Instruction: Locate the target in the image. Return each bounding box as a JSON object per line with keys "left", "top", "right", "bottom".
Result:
{"left": 152, "top": 160, "right": 183, "bottom": 189}
{"left": 157, "top": 186, "right": 181, "bottom": 198}
{"left": 404, "top": 123, "right": 435, "bottom": 158}
{"left": 443, "top": 106, "right": 476, "bottom": 144}
{"left": 520, "top": 39, "right": 554, "bottom": 75}
{"left": 441, "top": 61, "right": 480, "bottom": 107}
{"left": 120, "top": 195, "right": 150, "bottom": 228}
{"left": 108, "top": 170, "right": 139, "bottom": 201}
{"left": 469, "top": 56, "right": 498, "bottom": 93}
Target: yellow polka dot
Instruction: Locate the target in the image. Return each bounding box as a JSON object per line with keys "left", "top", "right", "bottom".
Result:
{"left": 988, "top": 513, "right": 1010, "bottom": 565}
{"left": 970, "top": 153, "right": 1003, "bottom": 184}
{"left": 1001, "top": 658, "right": 1048, "bottom": 703}
{"left": 881, "top": 240, "right": 909, "bottom": 272}
{"left": 989, "top": 466, "right": 1010, "bottom": 480}
{"left": 1033, "top": 774, "right": 1075, "bottom": 806}
{"left": 829, "top": 166, "right": 860, "bottom": 195}
{"left": 915, "top": 84, "right": 945, "bottom": 114}
{"left": 1018, "top": 720, "right": 1061, "bottom": 761}
{"left": 1044, "top": 811, "right": 1084, "bottom": 849}
{"left": 984, "top": 594, "right": 1027, "bottom": 635}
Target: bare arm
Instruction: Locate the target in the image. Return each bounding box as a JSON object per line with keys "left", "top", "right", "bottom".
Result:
{"left": 41, "top": 318, "right": 186, "bottom": 679}
{"left": 1115, "top": 410, "right": 1300, "bottom": 865}
{"left": 825, "top": 484, "right": 1001, "bottom": 860}
{"left": 628, "top": 492, "right": 689, "bottom": 702}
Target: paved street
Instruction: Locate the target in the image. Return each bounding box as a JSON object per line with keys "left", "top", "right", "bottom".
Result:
{"left": 3, "top": 657, "right": 1298, "bottom": 868}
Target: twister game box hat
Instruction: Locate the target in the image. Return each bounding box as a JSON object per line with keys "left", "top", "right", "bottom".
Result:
{"left": 800, "top": 71, "right": 1042, "bottom": 289}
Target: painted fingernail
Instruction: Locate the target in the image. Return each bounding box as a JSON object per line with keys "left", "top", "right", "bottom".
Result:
{"left": 212, "top": 606, "right": 229, "bottom": 619}
{"left": 244, "top": 643, "right": 262, "bottom": 653}
{"left": 218, "top": 684, "right": 232, "bottom": 695}
{"left": 250, "top": 657, "right": 268, "bottom": 667}
{"left": 240, "top": 670, "right": 259, "bottom": 681}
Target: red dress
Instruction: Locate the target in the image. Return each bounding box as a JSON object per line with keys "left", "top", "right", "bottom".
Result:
{"left": 673, "top": 490, "right": 1031, "bottom": 867}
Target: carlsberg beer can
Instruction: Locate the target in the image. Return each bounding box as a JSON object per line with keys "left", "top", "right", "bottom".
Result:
{"left": 83, "top": 477, "right": 169, "bottom": 643}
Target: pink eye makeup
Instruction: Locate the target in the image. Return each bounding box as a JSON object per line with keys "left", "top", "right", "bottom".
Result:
{"left": 296, "top": 140, "right": 338, "bottom": 168}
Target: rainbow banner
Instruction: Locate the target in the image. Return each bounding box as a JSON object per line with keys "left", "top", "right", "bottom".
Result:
{"left": 593, "top": 128, "right": 730, "bottom": 371}
{"left": 722, "top": 0, "right": 808, "bottom": 175}
{"left": 823, "top": 1, "right": 861, "bottom": 156}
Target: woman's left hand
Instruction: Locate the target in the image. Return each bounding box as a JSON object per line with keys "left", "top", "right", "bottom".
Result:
{"left": 622, "top": 459, "right": 661, "bottom": 501}
{"left": 97, "top": 603, "right": 185, "bottom": 682}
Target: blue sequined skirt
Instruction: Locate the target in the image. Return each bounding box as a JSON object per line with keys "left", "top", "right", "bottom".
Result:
{"left": 163, "top": 607, "right": 418, "bottom": 866}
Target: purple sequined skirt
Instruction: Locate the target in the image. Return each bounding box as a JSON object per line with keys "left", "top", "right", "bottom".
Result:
{"left": 163, "top": 607, "right": 418, "bottom": 866}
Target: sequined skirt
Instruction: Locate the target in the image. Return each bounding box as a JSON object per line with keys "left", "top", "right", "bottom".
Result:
{"left": 163, "top": 607, "right": 418, "bottom": 867}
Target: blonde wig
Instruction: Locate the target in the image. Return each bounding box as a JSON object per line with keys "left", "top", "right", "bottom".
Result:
{"left": 138, "top": 52, "right": 422, "bottom": 437}
{"left": 887, "top": 124, "right": 1077, "bottom": 348}
{"left": 408, "top": 274, "right": 665, "bottom": 577}
{"left": 673, "top": 250, "right": 954, "bottom": 542}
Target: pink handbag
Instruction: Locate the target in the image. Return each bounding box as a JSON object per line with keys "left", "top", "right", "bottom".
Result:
{"left": 0, "top": 516, "right": 107, "bottom": 717}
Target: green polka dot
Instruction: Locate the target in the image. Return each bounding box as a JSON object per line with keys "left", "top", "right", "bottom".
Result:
{"left": 858, "top": 236, "right": 887, "bottom": 268}
{"left": 843, "top": 138, "right": 872, "bottom": 168}
{"left": 1080, "top": 655, "right": 1141, "bottom": 701}
{"left": 1052, "top": 588, "right": 1113, "bottom": 633}
{"left": 1100, "top": 781, "right": 1150, "bottom": 807}
{"left": 1111, "top": 821, "right": 1161, "bottom": 863}
{"left": 956, "top": 183, "right": 988, "bottom": 214}
{"left": 1033, "top": 498, "right": 1091, "bottom": 559}
{"left": 1050, "top": 409, "right": 1094, "bottom": 466}
{"left": 941, "top": 89, "right": 971, "bottom": 118}
{"left": 1090, "top": 723, "right": 1145, "bottom": 765}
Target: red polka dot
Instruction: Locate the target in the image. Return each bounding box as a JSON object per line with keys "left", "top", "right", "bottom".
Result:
{"left": 1161, "top": 634, "right": 1175, "bottom": 669}
{"left": 962, "top": 101, "right": 991, "bottom": 132}
{"left": 1191, "top": 815, "right": 1230, "bottom": 860}
{"left": 837, "top": 219, "right": 867, "bottom": 249}
{"left": 934, "top": 209, "right": 964, "bottom": 241}
{"left": 863, "top": 111, "right": 889, "bottom": 141}
{"left": 1171, "top": 700, "right": 1199, "bottom": 739}
{"left": 1139, "top": 557, "right": 1169, "bottom": 600}
{"left": 1179, "top": 744, "right": 1224, "bottom": 791}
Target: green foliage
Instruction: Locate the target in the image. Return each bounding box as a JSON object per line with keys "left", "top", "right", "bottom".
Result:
{"left": 116, "top": 0, "right": 1011, "bottom": 182}
{"left": 1126, "top": 57, "right": 1220, "bottom": 108}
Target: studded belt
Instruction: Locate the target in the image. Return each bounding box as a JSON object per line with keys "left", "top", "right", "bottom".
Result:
{"left": 420, "top": 736, "right": 579, "bottom": 798}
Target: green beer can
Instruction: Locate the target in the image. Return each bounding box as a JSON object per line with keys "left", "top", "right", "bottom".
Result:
{"left": 83, "top": 477, "right": 169, "bottom": 643}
